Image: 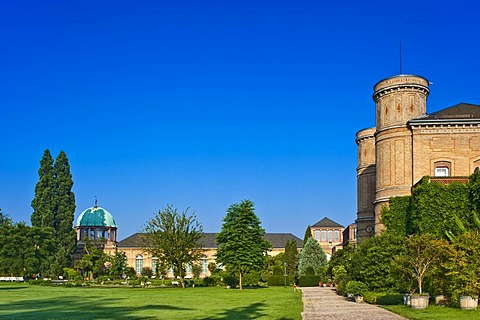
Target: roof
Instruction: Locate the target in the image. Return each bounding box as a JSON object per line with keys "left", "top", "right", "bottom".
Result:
{"left": 423, "top": 103, "right": 480, "bottom": 120}
{"left": 75, "top": 206, "right": 117, "bottom": 228}
{"left": 311, "top": 217, "right": 344, "bottom": 228}
{"left": 117, "top": 232, "right": 303, "bottom": 249}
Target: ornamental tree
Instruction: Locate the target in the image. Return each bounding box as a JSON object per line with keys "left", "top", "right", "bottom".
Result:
{"left": 142, "top": 205, "right": 204, "bottom": 288}
{"left": 216, "top": 199, "right": 271, "bottom": 290}
{"left": 297, "top": 237, "right": 327, "bottom": 275}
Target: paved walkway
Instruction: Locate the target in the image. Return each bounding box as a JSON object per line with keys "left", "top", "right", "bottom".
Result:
{"left": 300, "top": 287, "right": 406, "bottom": 320}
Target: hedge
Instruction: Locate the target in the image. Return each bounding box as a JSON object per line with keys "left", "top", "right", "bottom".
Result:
{"left": 363, "top": 292, "right": 404, "bottom": 305}
{"left": 298, "top": 275, "right": 322, "bottom": 287}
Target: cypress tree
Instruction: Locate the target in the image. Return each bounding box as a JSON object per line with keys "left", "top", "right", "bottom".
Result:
{"left": 284, "top": 239, "right": 299, "bottom": 278}
{"left": 31, "top": 150, "right": 55, "bottom": 228}
{"left": 303, "top": 225, "right": 312, "bottom": 247}
{"left": 53, "top": 151, "right": 76, "bottom": 272}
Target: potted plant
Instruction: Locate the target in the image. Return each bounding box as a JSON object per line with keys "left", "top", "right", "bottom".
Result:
{"left": 345, "top": 281, "right": 368, "bottom": 303}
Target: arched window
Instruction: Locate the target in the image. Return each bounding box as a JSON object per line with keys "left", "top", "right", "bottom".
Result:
{"left": 135, "top": 254, "right": 143, "bottom": 274}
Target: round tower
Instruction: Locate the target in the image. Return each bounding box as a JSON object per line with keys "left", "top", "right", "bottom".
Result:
{"left": 356, "top": 127, "right": 376, "bottom": 241}
{"left": 373, "top": 75, "right": 429, "bottom": 234}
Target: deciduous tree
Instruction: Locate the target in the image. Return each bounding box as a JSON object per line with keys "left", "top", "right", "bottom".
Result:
{"left": 142, "top": 205, "right": 203, "bottom": 288}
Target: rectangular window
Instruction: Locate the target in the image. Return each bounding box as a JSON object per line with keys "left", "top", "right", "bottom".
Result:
{"left": 321, "top": 230, "right": 327, "bottom": 242}
{"left": 334, "top": 230, "right": 339, "bottom": 242}
{"left": 201, "top": 258, "right": 208, "bottom": 274}
{"left": 435, "top": 167, "right": 449, "bottom": 177}
{"left": 152, "top": 258, "right": 158, "bottom": 275}
{"left": 328, "top": 230, "right": 332, "bottom": 242}
{"left": 314, "top": 230, "right": 320, "bottom": 240}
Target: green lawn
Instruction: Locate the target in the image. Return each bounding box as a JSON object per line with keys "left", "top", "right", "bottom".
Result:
{"left": 384, "top": 305, "right": 480, "bottom": 320}
{"left": 0, "top": 283, "right": 302, "bottom": 319}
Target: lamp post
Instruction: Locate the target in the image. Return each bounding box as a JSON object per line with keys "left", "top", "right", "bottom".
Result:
{"left": 283, "top": 262, "right": 287, "bottom": 286}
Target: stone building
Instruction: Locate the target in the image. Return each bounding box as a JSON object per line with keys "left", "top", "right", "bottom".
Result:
{"left": 309, "top": 217, "right": 344, "bottom": 259}
{"left": 117, "top": 232, "right": 303, "bottom": 277}
{"left": 356, "top": 74, "right": 480, "bottom": 241}
{"left": 73, "top": 205, "right": 118, "bottom": 264}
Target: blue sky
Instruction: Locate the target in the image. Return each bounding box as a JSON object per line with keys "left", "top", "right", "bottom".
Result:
{"left": 1, "top": 0, "right": 479, "bottom": 240}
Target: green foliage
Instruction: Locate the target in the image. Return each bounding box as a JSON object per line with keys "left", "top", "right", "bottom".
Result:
{"left": 381, "top": 196, "right": 411, "bottom": 236}
{"left": 283, "top": 239, "right": 298, "bottom": 278}
{"left": 31, "top": 149, "right": 56, "bottom": 229}
{"left": 363, "top": 292, "right": 404, "bottom": 305}
{"left": 297, "top": 237, "right": 327, "bottom": 275}
{"left": 298, "top": 275, "right": 322, "bottom": 287}
{"left": 267, "top": 275, "right": 291, "bottom": 286}
{"left": 216, "top": 199, "right": 270, "bottom": 290}
{"left": 141, "top": 267, "right": 153, "bottom": 277}
{"left": 393, "top": 234, "right": 452, "bottom": 295}
{"left": 63, "top": 268, "right": 80, "bottom": 280}
{"left": 30, "top": 150, "right": 76, "bottom": 277}
{"left": 345, "top": 280, "right": 368, "bottom": 296}
{"left": 142, "top": 205, "right": 204, "bottom": 288}
{"left": 327, "top": 244, "right": 356, "bottom": 279}
{"left": 106, "top": 249, "right": 127, "bottom": 279}
{"left": 303, "top": 226, "right": 312, "bottom": 246}
{"left": 352, "top": 233, "right": 405, "bottom": 292}
{"left": 444, "top": 232, "right": 480, "bottom": 298}
{"left": 304, "top": 266, "right": 315, "bottom": 275}
{"left": 75, "top": 240, "right": 108, "bottom": 280}
{"left": 272, "top": 265, "right": 283, "bottom": 276}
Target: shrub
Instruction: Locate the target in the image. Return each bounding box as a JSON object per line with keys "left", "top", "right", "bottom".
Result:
{"left": 223, "top": 274, "right": 237, "bottom": 288}
{"left": 268, "top": 275, "right": 285, "bottom": 286}
{"left": 345, "top": 281, "right": 368, "bottom": 296}
{"left": 305, "top": 266, "right": 316, "bottom": 276}
{"left": 298, "top": 275, "right": 321, "bottom": 287}
{"left": 363, "top": 292, "right": 404, "bottom": 305}
{"left": 141, "top": 267, "right": 153, "bottom": 278}
{"left": 272, "top": 265, "right": 283, "bottom": 276}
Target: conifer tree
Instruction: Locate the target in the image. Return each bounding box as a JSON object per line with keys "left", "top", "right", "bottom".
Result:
{"left": 31, "top": 150, "right": 55, "bottom": 228}
{"left": 297, "top": 237, "right": 327, "bottom": 275}
{"left": 303, "top": 225, "right": 312, "bottom": 247}
{"left": 216, "top": 199, "right": 271, "bottom": 290}
{"left": 283, "top": 239, "right": 299, "bottom": 278}
{"left": 53, "top": 151, "right": 76, "bottom": 272}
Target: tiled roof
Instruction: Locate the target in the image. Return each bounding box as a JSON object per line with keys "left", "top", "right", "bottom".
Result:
{"left": 311, "top": 217, "right": 344, "bottom": 228}
{"left": 117, "top": 232, "right": 303, "bottom": 249}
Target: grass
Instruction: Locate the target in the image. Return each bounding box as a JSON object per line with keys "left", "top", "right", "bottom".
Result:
{"left": 0, "top": 283, "right": 302, "bottom": 319}
{"left": 384, "top": 305, "right": 480, "bottom": 320}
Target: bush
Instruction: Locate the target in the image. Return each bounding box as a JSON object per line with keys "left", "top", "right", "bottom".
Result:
{"left": 141, "top": 267, "right": 153, "bottom": 278}
{"left": 268, "top": 275, "right": 285, "bottom": 286}
{"left": 305, "top": 266, "right": 316, "bottom": 276}
{"left": 345, "top": 281, "right": 368, "bottom": 296}
{"left": 298, "top": 275, "right": 321, "bottom": 287}
{"left": 223, "top": 274, "right": 237, "bottom": 288}
{"left": 272, "top": 265, "right": 283, "bottom": 276}
{"left": 363, "top": 292, "right": 404, "bottom": 305}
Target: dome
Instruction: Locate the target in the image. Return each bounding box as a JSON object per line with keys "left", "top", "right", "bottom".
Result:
{"left": 75, "top": 206, "right": 117, "bottom": 228}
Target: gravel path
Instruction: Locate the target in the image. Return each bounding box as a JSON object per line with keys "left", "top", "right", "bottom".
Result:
{"left": 300, "top": 287, "right": 406, "bottom": 320}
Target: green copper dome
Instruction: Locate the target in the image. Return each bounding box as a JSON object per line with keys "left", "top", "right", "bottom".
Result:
{"left": 75, "top": 206, "right": 117, "bottom": 228}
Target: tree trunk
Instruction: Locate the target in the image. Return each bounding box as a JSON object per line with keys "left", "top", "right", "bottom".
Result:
{"left": 418, "top": 277, "right": 422, "bottom": 295}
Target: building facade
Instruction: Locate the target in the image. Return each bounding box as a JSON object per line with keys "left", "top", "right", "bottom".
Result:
{"left": 309, "top": 217, "right": 344, "bottom": 259}
{"left": 356, "top": 74, "right": 480, "bottom": 241}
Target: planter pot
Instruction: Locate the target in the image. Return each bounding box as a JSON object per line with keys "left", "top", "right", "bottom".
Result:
{"left": 410, "top": 295, "right": 429, "bottom": 309}
{"left": 354, "top": 296, "right": 364, "bottom": 303}
{"left": 460, "top": 296, "right": 478, "bottom": 310}
{"left": 403, "top": 294, "right": 411, "bottom": 306}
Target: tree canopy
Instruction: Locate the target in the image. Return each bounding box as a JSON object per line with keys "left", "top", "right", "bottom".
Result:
{"left": 216, "top": 199, "right": 270, "bottom": 290}
{"left": 142, "top": 205, "right": 203, "bottom": 288}
{"left": 297, "top": 237, "right": 327, "bottom": 275}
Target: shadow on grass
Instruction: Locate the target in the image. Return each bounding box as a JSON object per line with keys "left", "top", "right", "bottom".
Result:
{"left": 197, "top": 301, "right": 295, "bottom": 320}
{"left": 0, "top": 287, "right": 27, "bottom": 290}
{"left": 0, "top": 295, "right": 193, "bottom": 319}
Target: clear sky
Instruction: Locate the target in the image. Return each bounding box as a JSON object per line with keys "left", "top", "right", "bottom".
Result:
{"left": 1, "top": 0, "right": 479, "bottom": 240}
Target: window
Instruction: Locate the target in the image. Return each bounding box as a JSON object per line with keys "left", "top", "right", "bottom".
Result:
{"left": 321, "top": 230, "right": 327, "bottom": 242}
{"left": 434, "top": 161, "right": 451, "bottom": 177}
{"left": 185, "top": 263, "right": 192, "bottom": 274}
{"left": 435, "top": 167, "right": 449, "bottom": 177}
{"left": 314, "top": 230, "right": 320, "bottom": 240}
{"left": 201, "top": 256, "right": 208, "bottom": 274}
{"left": 135, "top": 254, "right": 143, "bottom": 274}
{"left": 328, "top": 230, "right": 332, "bottom": 242}
{"left": 334, "top": 230, "right": 339, "bottom": 242}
